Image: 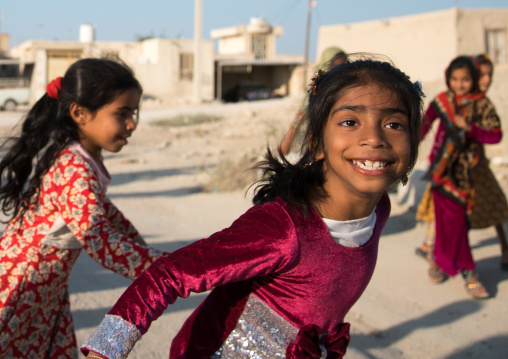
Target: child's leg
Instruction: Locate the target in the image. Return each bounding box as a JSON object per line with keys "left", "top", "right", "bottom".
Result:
{"left": 416, "top": 222, "right": 435, "bottom": 260}
{"left": 461, "top": 269, "right": 489, "bottom": 299}
{"left": 432, "top": 190, "right": 475, "bottom": 276}
{"left": 415, "top": 184, "right": 435, "bottom": 261}
{"left": 496, "top": 222, "right": 508, "bottom": 270}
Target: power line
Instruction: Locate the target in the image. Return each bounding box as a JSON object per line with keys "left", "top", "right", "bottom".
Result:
{"left": 269, "top": 0, "right": 304, "bottom": 25}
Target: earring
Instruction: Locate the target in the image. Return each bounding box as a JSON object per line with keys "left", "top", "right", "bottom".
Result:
{"left": 400, "top": 174, "right": 409, "bottom": 186}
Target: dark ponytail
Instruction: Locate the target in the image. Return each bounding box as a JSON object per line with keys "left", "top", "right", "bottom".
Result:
{"left": 0, "top": 57, "right": 142, "bottom": 222}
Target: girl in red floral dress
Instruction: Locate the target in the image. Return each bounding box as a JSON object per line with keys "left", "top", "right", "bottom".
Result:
{"left": 0, "top": 58, "right": 166, "bottom": 358}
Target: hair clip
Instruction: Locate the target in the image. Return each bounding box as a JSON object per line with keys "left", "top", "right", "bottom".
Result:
{"left": 477, "top": 53, "right": 492, "bottom": 62}
{"left": 308, "top": 69, "right": 324, "bottom": 95}
{"left": 46, "top": 77, "right": 63, "bottom": 100}
{"left": 413, "top": 79, "right": 425, "bottom": 98}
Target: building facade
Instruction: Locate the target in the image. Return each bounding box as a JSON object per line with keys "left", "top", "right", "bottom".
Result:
{"left": 211, "top": 17, "right": 305, "bottom": 101}
{"left": 9, "top": 36, "right": 215, "bottom": 106}
{"left": 317, "top": 7, "right": 508, "bottom": 155}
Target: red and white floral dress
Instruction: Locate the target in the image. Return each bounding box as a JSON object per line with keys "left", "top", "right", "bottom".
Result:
{"left": 0, "top": 141, "right": 164, "bottom": 359}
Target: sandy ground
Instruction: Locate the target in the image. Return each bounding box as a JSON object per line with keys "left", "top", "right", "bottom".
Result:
{"left": 1, "top": 97, "right": 507, "bottom": 358}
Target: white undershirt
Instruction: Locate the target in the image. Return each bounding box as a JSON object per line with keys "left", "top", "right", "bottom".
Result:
{"left": 322, "top": 210, "right": 376, "bottom": 247}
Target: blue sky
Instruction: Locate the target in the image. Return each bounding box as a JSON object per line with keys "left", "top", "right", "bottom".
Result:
{"left": 1, "top": 0, "right": 507, "bottom": 60}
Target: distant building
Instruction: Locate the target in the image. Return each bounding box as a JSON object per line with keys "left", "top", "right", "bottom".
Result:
{"left": 8, "top": 18, "right": 304, "bottom": 106}
{"left": 9, "top": 29, "right": 215, "bottom": 106}
{"left": 211, "top": 17, "right": 305, "bottom": 101}
{"left": 0, "top": 33, "right": 10, "bottom": 58}
{"left": 317, "top": 7, "right": 508, "bottom": 155}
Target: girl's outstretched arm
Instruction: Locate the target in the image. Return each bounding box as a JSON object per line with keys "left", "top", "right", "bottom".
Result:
{"left": 102, "top": 199, "right": 146, "bottom": 245}
{"left": 465, "top": 98, "right": 502, "bottom": 144}
{"left": 421, "top": 105, "right": 440, "bottom": 140}
{"left": 465, "top": 123, "right": 502, "bottom": 144}
{"left": 50, "top": 149, "right": 166, "bottom": 278}
{"left": 81, "top": 201, "right": 299, "bottom": 359}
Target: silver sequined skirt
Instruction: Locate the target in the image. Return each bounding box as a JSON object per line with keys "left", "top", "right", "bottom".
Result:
{"left": 211, "top": 294, "right": 299, "bottom": 358}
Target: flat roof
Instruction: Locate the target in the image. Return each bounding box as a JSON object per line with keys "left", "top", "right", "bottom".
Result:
{"left": 216, "top": 58, "right": 303, "bottom": 66}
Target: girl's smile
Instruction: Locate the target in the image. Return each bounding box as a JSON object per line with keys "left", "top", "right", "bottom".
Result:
{"left": 351, "top": 159, "right": 389, "bottom": 171}
{"left": 315, "top": 83, "right": 411, "bottom": 220}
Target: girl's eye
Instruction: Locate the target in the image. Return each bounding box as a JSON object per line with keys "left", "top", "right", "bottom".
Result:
{"left": 132, "top": 110, "right": 139, "bottom": 126}
{"left": 116, "top": 112, "right": 128, "bottom": 119}
{"left": 385, "top": 122, "right": 405, "bottom": 130}
{"left": 117, "top": 111, "right": 137, "bottom": 124}
{"left": 339, "top": 119, "right": 358, "bottom": 127}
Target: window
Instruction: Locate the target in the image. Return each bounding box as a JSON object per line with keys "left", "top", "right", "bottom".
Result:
{"left": 251, "top": 34, "right": 267, "bottom": 59}
{"left": 180, "top": 53, "right": 194, "bottom": 81}
{"left": 47, "top": 50, "right": 83, "bottom": 82}
{"left": 486, "top": 29, "right": 506, "bottom": 64}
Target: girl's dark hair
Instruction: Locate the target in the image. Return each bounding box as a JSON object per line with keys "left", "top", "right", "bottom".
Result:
{"left": 253, "top": 57, "right": 423, "bottom": 212}
{"left": 445, "top": 55, "right": 480, "bottom": 93}
{"left": 476, "top": 54, "right": 494, "bottom": 75}
{"left": 0, "top": 57, "right": 142, "bottom": 222}
{"left": 476, "top": 54, "right": 493, "bottom": 67}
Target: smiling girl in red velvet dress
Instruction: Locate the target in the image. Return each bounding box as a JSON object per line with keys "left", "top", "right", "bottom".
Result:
{"left": 82, "top": 57, "right": 424, "bottom": 359}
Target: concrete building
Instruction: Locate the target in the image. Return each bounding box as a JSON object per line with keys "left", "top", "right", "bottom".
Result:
{"left": 8, "top": 18, "right": 302, "bottom": 106}
{"left": 317, "top": 7, "right": 508, "bottom": 155}
{"left": 0, "top": 34, "right": 10, "bottom": 58}
{"left": 211, "top": 17, "right": 304, "bottom": 101}
{"left": 9, "top": 29, "right": 215, "bottom": 106}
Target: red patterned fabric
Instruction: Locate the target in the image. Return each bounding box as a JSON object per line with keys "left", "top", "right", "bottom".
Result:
{"left": 0, "top": 144, "right": 164, "bottom": 358}
{"left": 99, "top": 194, "right": 390, "bottom": 358}
{"left": 422, "top": 91, "right": 501, "bottom": 213}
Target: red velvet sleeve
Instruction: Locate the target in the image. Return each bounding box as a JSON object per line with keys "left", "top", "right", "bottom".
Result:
{"left": 467, "top": 124, "right": 502, "bottom": 144}
{"left": 107, "top": 201, "right": 300, "bottom": 335}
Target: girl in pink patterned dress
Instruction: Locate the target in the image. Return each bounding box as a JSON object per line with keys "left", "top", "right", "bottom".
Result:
{"left": 0, "top": 58, "right": 166, "bottom": 358}
{"left": 82, "top": 58, "right": 424, "bottom": 359}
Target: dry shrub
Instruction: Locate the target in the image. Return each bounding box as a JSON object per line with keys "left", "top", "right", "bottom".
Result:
{"left": 203, "top": 154, "right": 261, "bottom": 193}
{"left": 150, "top": 114, "right": 222, "bottom": 127}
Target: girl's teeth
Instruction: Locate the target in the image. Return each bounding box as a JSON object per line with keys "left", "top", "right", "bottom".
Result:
{"left": 353, "top": 160, "right": 387, "bottom": 170}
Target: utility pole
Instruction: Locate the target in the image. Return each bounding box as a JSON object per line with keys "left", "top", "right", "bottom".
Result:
{"left": 303, "top": 0, "right": 314, "bottom": 91}
{"left": 193, "top": 0, "right": 203, "bottom": 103}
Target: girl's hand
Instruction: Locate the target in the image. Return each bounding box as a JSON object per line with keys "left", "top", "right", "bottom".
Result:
{"left": 454, "top": 115, "right": 471, "bottom": 132}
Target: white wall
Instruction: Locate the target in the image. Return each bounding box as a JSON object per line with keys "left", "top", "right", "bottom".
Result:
{"left": 130, "top": 38, "right": 215, "bottom": 104}
{"left": 317, "top": 8, "right": 458, "bottom": 83}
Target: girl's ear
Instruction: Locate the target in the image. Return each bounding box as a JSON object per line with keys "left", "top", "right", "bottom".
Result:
{"left": 307, "top": 133, "right": 325, "bottom": 161}
{"left": 69, "top": 103, "right": 88, "bottom": 124}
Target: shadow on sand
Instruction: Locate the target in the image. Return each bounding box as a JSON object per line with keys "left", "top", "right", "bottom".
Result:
{"left": 349, "top": 300, "right": 483, "bottom": 358}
